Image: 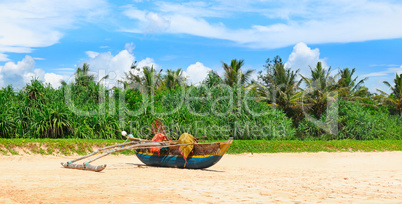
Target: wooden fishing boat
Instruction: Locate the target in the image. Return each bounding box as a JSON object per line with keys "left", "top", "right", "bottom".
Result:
{"left": 61, "top": 137, "right": 233, "bottom": 172}
{"left": 61, "top": 119, "right": 232, "bottom": 172}
{"left": 134, "top": 139, "right": 232, "bottom": 169}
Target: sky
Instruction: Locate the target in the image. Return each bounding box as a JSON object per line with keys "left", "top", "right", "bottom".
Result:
{"left": 0, "top": 0, "right": 402, "bottom": 93}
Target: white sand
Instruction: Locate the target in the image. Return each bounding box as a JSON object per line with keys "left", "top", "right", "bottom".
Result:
{"left": 1, "top": 152, "right": 401, "bottom": 203}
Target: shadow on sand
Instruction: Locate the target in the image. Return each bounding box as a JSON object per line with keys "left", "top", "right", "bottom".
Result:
{"left": 125, "top": 163, "right": 225, "bottom": 173}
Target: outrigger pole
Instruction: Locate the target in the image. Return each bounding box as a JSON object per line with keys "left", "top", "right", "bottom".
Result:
{"left": 61, "top": 137, "right": 195, "bottom": 172}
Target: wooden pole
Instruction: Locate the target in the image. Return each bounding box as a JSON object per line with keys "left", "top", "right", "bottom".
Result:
{"left": 61, "top": 162, "right": 106, "bottom": 172}
{"left": 66, "top": 140, "right": 141, "bottom": 164}
{"left": 61, "top": 141, "right": 197, "bottom": 172}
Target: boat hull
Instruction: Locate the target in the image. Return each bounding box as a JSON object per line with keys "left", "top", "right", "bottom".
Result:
{"left": 135, "top": 153, "right": 223, "bottom": 169}
{"left": 134, "top": 139, "right": 232, "bottom": 169}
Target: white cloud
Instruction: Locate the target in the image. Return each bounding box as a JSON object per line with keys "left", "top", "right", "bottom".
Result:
{"left": 0, "top": 46, "right": 32, "bottom": 53}
{"left": 122, "top": 1, "right": 402, "bottom": 49}
{"left": 79, "top": 46, "right": 161, "bottom": 87}
{"left": 23, "top": 68, "right": 45, "bottom": 85}
{"left": 124, "top": 42, "right": 135, "bottom": 54}
{"left": 82, "top": 50, "right": 135, "bottom": 85}
{"left": 80, "top": 43, "right": 164, "bottom": 86}
{"left": 0, "top": 55, "right": 37, "bottom": 88}
{"left": 85, "top": 51, "right": 100, "bottom": 58}
{"left": 285, "top": 42, "right": 328, "bottom": 78}
{"left": 0, "top": 44, "right": 161, "bottom": 89}
{"left": 0, "top": 55, "right": 65, "bottom": 89}
{"left": 183, "top": 62, "right": 212, "bottom": 85}
{"left": 283, "top": 43, "right": 401, "bottom": 94}
{"left": 123, "top": 6, "right": 169, "bottom": 33}
{"left": 44, "top": 73, "right": 65, "bottom": 88}
{"left": 155, "top": 1, "right": 222, "bottom": 18}
{"left": 2, "top": 55, "right": 36, "bottom": 74}
{"left": 55, "top": 68, "right": 75, "bottom": 71}
{"left": 362, "top": 66, "right": 402, "bottom": 78}
{"left": 0, "top": 53, "right": 9, "bottom": 61}
{"left": 0, "top": 0, "right": 108, "bottom": 56}
{"left": 53, "top": 68, "right": 75, "bottom": 76}
{"left": 362, "top": 66, "right": 402, "bottom": 93}
{"left": 365, "top": 76, "right": 392, "bottom": 94}
{"left": 137, "top": 57, "right": 159, "bottom": 69}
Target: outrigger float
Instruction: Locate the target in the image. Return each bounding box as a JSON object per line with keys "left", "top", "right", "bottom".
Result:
{"left": 61, "top": 121, "right": 232, "bottom": 172}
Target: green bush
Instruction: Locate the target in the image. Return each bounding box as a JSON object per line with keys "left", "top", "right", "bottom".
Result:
{"left": 336, "top": 100, "right": 402, "bottom": 140}
{"left": 297, "top": 100, "right": 402, "bottom": 140}
{"left": 124, "top": 86, "right": 295, "bottom": 140}
{"left": 0, "top": 82, "right": 295, "bottom": 140}
{"left": 1, "top": 80, "right": 401, "bottom": 140}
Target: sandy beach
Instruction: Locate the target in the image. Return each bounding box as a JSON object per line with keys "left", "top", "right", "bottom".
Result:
{"left": 0, "top": 152, "right": 401, "bottom": 203}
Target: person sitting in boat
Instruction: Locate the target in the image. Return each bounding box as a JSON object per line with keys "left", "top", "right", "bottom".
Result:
{"left": 150, "top": 133, "right": 169, "bottom": 156}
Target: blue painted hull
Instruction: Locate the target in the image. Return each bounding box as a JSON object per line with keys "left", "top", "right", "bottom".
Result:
{"left": 134, "top": 139, "right": 232, "bottom": 169}
{"left": 135, "top": 152, "right": 223, "bottom": 169}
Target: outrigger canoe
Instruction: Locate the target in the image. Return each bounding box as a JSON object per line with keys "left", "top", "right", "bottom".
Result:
{"left": 134, "top": 139, "right": 232, "bottom": 169}
{"left": 61, "top": 137, "right": 233, "bottom": 172}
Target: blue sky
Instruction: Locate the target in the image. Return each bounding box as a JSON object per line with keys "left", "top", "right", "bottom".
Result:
{"left": 0, "top": 0, "right": 402, "bottom": 93}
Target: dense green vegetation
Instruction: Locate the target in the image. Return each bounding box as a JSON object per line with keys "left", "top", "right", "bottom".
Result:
{"left": 228, "top": 139, "right": 402, "bottom": 153}
{"left": 0, "top": 57, "right": 401, "bottom": 140}
{"left": 1, "top": 139, "right": 402, "bottom": 156}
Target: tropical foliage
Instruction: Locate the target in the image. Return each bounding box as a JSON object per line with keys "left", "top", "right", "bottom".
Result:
{"left": 300, "top": 62, "right": 337, "bottom": 119}
{"left": 377, "top": 73, "right": 402, "bottom": 115}
{"left": 337, "top": 67, "right": 368, "bottom": 100}
{"left": 257, "top": 56, "right": 303, "bottom": 125}
{"left": 0, "top": 57, "right": 400, "bottom": 140}
{"left": 163, "top": 68, "right": 186, "bottom": 90}
{"left": 221, "top": 59, "right": 254, "bottom": 88}
{"left": 123, "top": 64, "right": 163, "bottom": 95}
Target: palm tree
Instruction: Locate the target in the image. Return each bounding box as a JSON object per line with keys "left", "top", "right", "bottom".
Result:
{"left": 124, "top": 65, "right": 162, "bottom": 94}
{"left": 303, "top": 62, "right": 334, "bottom": 90}
{"left": 337, "top": 67, "right": 368, "bottom": 100}
{"left": 257, "top": 56, "right": 303, "bottom": 124}
{"left": 300, "top": 62, "right": 337, "bottom": 119}
{"left": 122, "top": 61, "right": 140, "bottom": 88}
{"left": 121, "top": 60, "right": 164, "bottom": 94}
{"left": 142, "top": 66, "right": 163, "bottom": 94}
{"left": 24, "top": 78, "right": 46, "bottom": 101}
{"left": 377, "top": 73, "right": 402, "bottom": 115}
{"left": 164, "top": 68, "right": 186, "bottom": 90}
{"left": 222, "top": 59, "right": 254, "bottom": 88}
{"left": 74, "top": 63, "right": 94, "bottom": 86}
{"left": 203, "top": 71, "right": 223, "bottom": 88}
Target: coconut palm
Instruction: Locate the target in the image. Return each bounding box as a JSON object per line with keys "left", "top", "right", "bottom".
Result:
{"left": 300, "top": 62, "right": 337, "bottom": 119}
{"left": 377, "top": 73, "right": 402, "bottom": 115}
{"left": 142, "top": 66, "right": 163, "bottom": 94}
{"left": 164, "top": 68, "right": 186, "bottom": 90}
{"left": 222, "top": 59, "right": 254, "bottom": 88}
{"left": 121, "top": 61, "right": 163, "bottom": 94}
{"left": 122, "top": 61, "right": 140, "bottom": 87}
{"left": 258, "top": 57, "right": 301, "bottom": 108}
{"left": 74, "top": 63, "right": 95, "bottom": 86}
{"left": 203, "top": 71, "right": 223, "bottom": 88}
{"left": 257, "top": 56, "right": 303, "bottom": 124}
{"left": 337, "top": 67, "right": 368, "bottom": 100}
{"left": 125, "top": 66, "right": 162, "bottom": 94}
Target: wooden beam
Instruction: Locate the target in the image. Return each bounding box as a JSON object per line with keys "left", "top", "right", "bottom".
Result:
{"left": 61, "top": 162, "right": 107, "bottom": 172}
